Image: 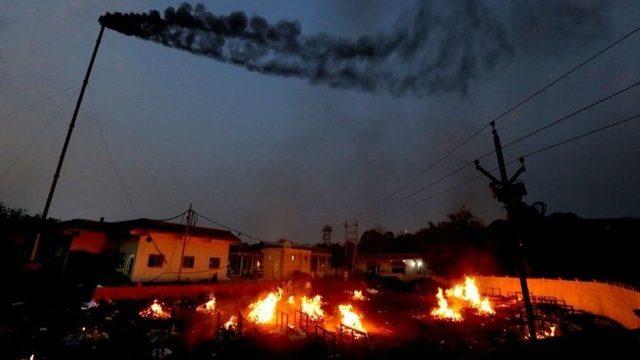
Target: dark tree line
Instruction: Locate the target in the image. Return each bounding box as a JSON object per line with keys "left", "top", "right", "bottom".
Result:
{"left": 357, "top": 207, "right": 640, "bottom": 287}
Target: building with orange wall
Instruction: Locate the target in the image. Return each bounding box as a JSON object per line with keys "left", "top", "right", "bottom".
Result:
{"left": 62, "top": 218, "right": 239, "bottom": 283}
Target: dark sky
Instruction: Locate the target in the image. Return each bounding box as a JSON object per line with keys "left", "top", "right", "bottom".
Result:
{"left": 1, "top": 1, "right": 640, "bottom": 244}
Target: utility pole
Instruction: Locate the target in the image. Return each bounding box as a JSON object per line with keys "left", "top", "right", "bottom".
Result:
{"left": 351, "top": 221, "right": 359, "bottom": 273}
{"left": 29, "top": 23, "right": 106, "bottom": 263}
{"left": 475, "top": 121, "right": 537, "bottom": 341}
{"left": 344, "top": 220, "right": 359, "bottom": 273}
{"left": 177, "top": 204, "right": 194, "bottom": 282}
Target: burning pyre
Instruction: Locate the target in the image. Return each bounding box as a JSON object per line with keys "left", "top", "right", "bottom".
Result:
{"left": 224, "top": 315, "right": 238, "bottom": 330}
{"left": 352, "top": 290, "right": 367, "bottom": 301}
{"left": 431, "top": 276, "right": 495, "bottom": 321}
{"left": 139, "top": 300, "right": 171, "bottom": 320}
{"left": 300, "top": 295, "right": 324, "bottom": 321}
{"left": 196, "top": 296, "right": 216, "bottom": 314}
{"left": 247, "top": 288, "right": 283, "bottom": 324}
{"left": 338, "top": 304, "right": 367, "bottom": 334}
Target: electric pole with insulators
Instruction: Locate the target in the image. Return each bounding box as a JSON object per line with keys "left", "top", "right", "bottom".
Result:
{"left": 475, "top": 121, "right": 537, "bottom": 341}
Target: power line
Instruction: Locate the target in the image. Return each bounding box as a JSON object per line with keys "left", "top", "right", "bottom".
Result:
{"left": 88, "top": 89, "right": 139, "bottom": 217}
{"left": 365, "top": 22, "right": 640, "bottom": 214}
{"left": 367, "top": 111, "right": 640, "bottom": 220}
{"left": 502, "top": 78, "right": 640, "bottom": 150}
{"left": 519, "top": 112, "right": 640, "bottom": 160}
{"left": 365, "top": 76, "right": 640, "bottom": 218}
{"left": 148, "top": 209, "right": 189, "bottom": 222}
{"left": 0, "top": 83, "right": 79, "bottom": 122}
{"left": 0, "top": 94, "right": 75, "bottom": 178}
{"left": 195, "top": 211, "right": 265, "bottom": 243}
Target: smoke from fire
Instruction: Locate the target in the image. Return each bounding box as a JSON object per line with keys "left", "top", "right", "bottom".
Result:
{"left": 99, "top": 1, "right": 608, "bottom": 96}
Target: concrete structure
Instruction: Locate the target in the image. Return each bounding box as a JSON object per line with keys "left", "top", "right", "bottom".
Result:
{"left": 262, "top": 242, "right": 311, "bottom": 280}
{"left": 239, "top": 241, "right": 332, "bottom": 280}
{"left": 62, "top": 218, "right": 239, "bottom": 283}
{"left": 355, "top": 253, "right": 429, "bottom": 280}
{"left": 310, "top": 248, "right": 331, "bottom": 278}
{"left": 228, "top": 243, "right": 264, "bottom": 278}
{"left": 476, "top": 275, "right": 640, "bottom": 330}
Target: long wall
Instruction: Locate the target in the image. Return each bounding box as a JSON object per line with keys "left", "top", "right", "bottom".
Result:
{"left": 476, "top": 276, "right": 640, "bottom": 329}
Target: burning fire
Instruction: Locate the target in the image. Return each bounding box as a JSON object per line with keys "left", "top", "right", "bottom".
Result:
{"left": 431, "top": 276, "right": 494, "bottom": 321}
{"left": 287, "top": 295, "right": 295, "bottom": 305}
{"left": 139, "top": 299, "right": 171, "bottom": 319}
{"left": 196, "top": 297, "right": 216, "bottom": 314}
{"left": 224, "top": 315, "right": 238, "bottom": 330}
{"left": 352, "top": 290, "right": 367, "bottom": 301}
{"left": 301, "top": 295, "right": 324, "bottom": 321}
{"left": 247, "top": 288, "right": 283, "bottom": 324}
{"left": 431, "top": 288, "right": 462, "bottom": 321}
{"left": 338, "top": 304, "right": 367, "bottom": 333}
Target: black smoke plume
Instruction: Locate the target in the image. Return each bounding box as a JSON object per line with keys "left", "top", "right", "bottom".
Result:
{"left": 99, "top": 1, "right": 608, "bottom": 96}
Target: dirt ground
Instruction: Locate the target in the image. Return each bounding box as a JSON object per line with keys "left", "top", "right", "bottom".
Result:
{"left": 1, "top": 275, "right": 638, "bottom": 359}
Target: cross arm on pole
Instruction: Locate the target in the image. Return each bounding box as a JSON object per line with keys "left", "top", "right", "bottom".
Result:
{"left": 474, "top": 159, "right": 500, "bottom": 184}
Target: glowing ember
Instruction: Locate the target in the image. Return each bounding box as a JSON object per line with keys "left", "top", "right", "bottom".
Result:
{"left": 287, "top": 295, "right": 295, "bottom": 305}
{"left": 352, "top": 290, "right": 367, "bottom": 301}
{"left": 196, "top": 297, "right": 216, "bottom": 314}
{"left": 535, "top": 325, "right": 558, "bottom": 339}
{"left": 301, "top": 295, "right": 324, "bottom": 321}
{"left": 338, "top": 304, "right": 367, "bottom": 333}
{"left": 247, "top": 288, "right": 283, "bottom": 324}
{"left": 139, "top": 299, "right": 171, "bottom": 319}
{"left": 224, "top": 315, "right": 238, "bottom": 330}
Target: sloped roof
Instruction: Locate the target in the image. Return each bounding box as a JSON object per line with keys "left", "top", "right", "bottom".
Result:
{"left": 62, "top": 218, "right": 240, "bottom": 242}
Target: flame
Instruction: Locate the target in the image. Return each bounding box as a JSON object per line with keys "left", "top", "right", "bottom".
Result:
{"left": 338, "top": 304, "right": 367, "bottom": 333}
{"left": 431, "top": 276, "right": 494, "bottom": 321}
{"left": 139, "top": 299, "right": 171, "bottom": 319}
{"left": 196, "top": 297, "right": 216, "bottom": 314}
{"left": 247, "top": 288, "right": 283, "bottom": 324}
{"left": 352, "top": 290, "right": 367, "bottom": 301}
{"left": 535, "top": 325, "right": 557, "bottom": 339}
{"left": 287, "top": 295, "right": 295, "bottom": 305}
{"left": 445, "top": 276, "right": 495, "bottom": 315}
{"left": 301, "top": 295, "right": 324, "bottom": 321}
{"left": 224, "top": 315, "right": 237, "bottom": 330}
{"left": 431, "top": 288, "right": 462, "bottom": 321}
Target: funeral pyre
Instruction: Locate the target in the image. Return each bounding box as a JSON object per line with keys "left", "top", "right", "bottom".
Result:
{"left": 5, "top": 276, "right": 629, "bottom": 359}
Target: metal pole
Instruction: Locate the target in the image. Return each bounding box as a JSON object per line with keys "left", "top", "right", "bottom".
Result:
{"left": 30, "top": 23, "right": 106, "bottom": 262}
{"left": 177, "top": 204, "right": 193, "bottom": 281}
{"left": 476, "top": 122, "right": 536, "bottom": 341}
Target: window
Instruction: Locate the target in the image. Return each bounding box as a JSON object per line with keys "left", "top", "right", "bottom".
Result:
{"left": 209, "top": 257, "right": 221, "bottom": 269}
{"left": 182, "top": 256, "right": 195, "bottom": 268}
{"left": 147, "top": 254, "right": 164, "bottom": 268}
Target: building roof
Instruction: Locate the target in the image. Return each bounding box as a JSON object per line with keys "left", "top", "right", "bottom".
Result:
{"left": 356, "top": 253, "right": 423, "bottom": 261}
{"left": 62, "top": 218, "right": 240, "bottom": 243}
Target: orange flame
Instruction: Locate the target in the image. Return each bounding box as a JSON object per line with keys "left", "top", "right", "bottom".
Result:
{"left": 431, "top": 288, "right": 462, "bottom": 321}
{"left": 196, "top": 297, "right": 216, "bottom": 314}
{"left": 431, "top": 276, "right": 494, "bottom": 321}
{"left": 224, "top": 315, "right": 238, "bottom": 330}
{"left": 247, "top": 288, "right": 283, "bottom": 324}
{"left": 338, "top": 304, "right": 367, "bottom": 333}
{"left": 301, "top": 295, "right": 324, "bottom": 321}
{"left": 139, "top": 299, "right": 171, "bottom": 319}
{"left": 287, "top": 295, "right": 295, "bottom": 305}
{"left": 352, "top": 290, "right": 367, "bottom": 301}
